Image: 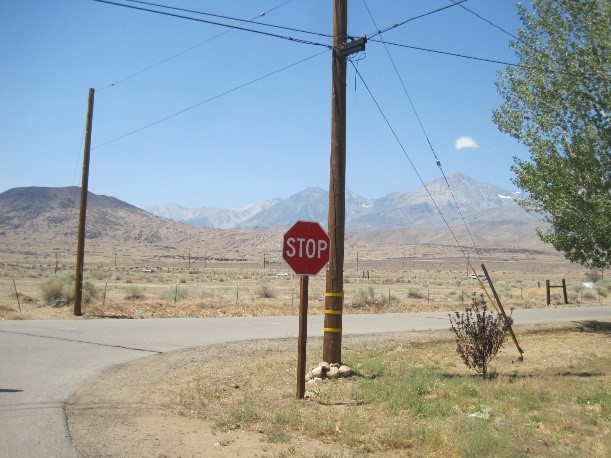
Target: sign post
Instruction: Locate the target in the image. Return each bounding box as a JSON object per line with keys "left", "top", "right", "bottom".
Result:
{"left": 283, "top": 221, "right": 330, "bottom": 399}
{"left": 296, "top": 275, "right": 309, "bottom": 399}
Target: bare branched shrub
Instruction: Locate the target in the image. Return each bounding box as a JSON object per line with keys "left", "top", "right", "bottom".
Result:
{"left": 449, "top": 293, "right": 513, "bottom": 378}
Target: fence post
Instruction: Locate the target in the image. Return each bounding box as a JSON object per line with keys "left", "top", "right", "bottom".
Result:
{"left": 546, "top": 279, "right": 568, "bottom": 305}
{"left": 13, "top": 279, "right": 21, "bottom": 312}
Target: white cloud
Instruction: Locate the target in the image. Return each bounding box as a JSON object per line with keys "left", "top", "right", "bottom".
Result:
{"left": 455, "top": 136, "right": 479, "bottom": 150}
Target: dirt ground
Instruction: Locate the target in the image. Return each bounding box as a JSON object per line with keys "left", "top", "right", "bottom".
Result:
{"left": 65, "top": 323, "right": 610, "bottom": 458}
{"left": 65, "top": 332, "right": 464, "bottom": 458}
{"left": 66, "top": 337, "right": 348, "bottom": 458}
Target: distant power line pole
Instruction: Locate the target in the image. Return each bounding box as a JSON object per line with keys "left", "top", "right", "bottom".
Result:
{"left": 74, "top": 88, "right": 95, "bottom": 316}
{"left": 323, "top": 0, "right": 365, "bottom": 364}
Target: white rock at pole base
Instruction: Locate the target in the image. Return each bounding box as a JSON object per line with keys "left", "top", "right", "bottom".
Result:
{"left": 327, "top": 366, "right": 340, "bottom": 379}
{"left": 339, "top": 365, "right": 353, "bottom": 377}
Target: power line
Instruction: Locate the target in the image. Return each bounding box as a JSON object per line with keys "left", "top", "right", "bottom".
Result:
{"left": 93, "top": 49, "right": 329, "bottom": 150}
{"left": 449, "top": 0, "right": 518, "bottom": 40}
{"left": 91, "top": 0, "right": 331, "bottom": 49}
{"left": 361, "top": 0, "right": 482, "bottom": 261}
{"left": 121, "top": 0, "right": 331, "bottom": 40}
{"left": 349, "top": 59, "right": 471, "bottom": 262}
{"left": 97, "top": 0, "right": 299, "bottom": 91}
{"left": 367, "top": 0, "right": 468, "bottom": 39}
{"left": 370, "top": 39, "right": 519, "bottom": 67}
{"left": 374, "top": 39, "right": 583, "bottom": 79}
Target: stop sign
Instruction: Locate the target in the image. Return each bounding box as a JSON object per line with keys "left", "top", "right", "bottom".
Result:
{"left": 283, "top": 221, "right": 330, "bottom": 275}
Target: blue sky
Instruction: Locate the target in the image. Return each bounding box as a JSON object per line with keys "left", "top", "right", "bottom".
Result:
{"left": 1, "top": 0, "right": 530, "bottom": 209}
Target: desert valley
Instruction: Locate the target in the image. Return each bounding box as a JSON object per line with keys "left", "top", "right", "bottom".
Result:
{"left": 1, "top": 174, "right": 606, "bottom": 320}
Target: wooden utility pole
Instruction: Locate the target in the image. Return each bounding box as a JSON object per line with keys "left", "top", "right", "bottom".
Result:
{"left": 323, "top": 0, "right": 348, "bottom": 364}
{"left": 74, "top": 88, "right": 95, "bottom": 316}
{"left": 323, "top": 0, "right": 366, "bottom": 364}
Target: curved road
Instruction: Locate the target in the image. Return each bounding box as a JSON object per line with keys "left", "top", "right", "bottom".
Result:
{"left": 1, "top": 306, "right": 610, "bottom": 457}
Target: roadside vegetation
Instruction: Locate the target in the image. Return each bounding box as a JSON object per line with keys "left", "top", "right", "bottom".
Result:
{"left": 177, "top": 323, "right": 610, "bottom": 457}
{"left": 1, "top": 256, "right": 609, "bottom": 320}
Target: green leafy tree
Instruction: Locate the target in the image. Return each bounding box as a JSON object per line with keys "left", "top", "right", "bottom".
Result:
{"left": 493, "top": 0, "right": 610, "bottom": 269}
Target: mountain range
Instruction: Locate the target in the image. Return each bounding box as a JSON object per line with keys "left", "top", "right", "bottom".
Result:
{"left": 146, "top": 172, "right": 535, "bottom": 232}
{"left": 0, "top": 173, "right": 552, "bottom": 266}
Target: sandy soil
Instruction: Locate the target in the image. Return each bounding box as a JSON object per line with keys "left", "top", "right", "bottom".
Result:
{"left": 64, "top": 324, "right": 610, "bottom": 458}
{"left": 66, "top": 337, "right": 368, "bottom": 458}
{"left": 67, "top": 329, "right": 484, "bottom": 458}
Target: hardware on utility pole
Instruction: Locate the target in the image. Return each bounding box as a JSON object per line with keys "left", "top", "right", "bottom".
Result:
{"left": 323, "top": 0, "right": 366, "bottom": 364}
{"left": 74, "top": 88, "right": 94, "bottom": 316}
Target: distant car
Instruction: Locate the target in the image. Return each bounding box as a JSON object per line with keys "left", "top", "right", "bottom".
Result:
{"left": 276, "top": 272, "right": 289, "bottom": 277}
{"left": 143, "top": 267, "right": 154, "bottom": 273}
{"left": 469, "top": 273, "right": 487, "bottom": 280}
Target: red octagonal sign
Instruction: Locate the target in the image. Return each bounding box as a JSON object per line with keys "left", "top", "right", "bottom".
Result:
{"left": 283, "top": 221, "right": 330, "bottom": 275}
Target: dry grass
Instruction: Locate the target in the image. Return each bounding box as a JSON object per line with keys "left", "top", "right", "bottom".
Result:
{"left": 1, "top": 250, "right": 607, "bottom": 321}
{"left": 176, "top": 323, "right": 610, "bottom": 457}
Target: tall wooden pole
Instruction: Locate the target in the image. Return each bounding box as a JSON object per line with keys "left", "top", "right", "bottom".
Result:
{"left": 323, "top": 0, "right": 347, "bottom": 364}
{"left": 74, "top": 88, "right": 95, "bottom": 316}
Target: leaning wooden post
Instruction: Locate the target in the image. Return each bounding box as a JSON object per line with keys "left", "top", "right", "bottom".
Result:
{"left": 481, "top": 264, "right": 524, "bottom": 358}
{"left": 74, "top": 88, "right": 94, "bottom": 316}
{"left": 561, "top": 279, "right": 568, "bottom": 304}
{"left": 545, "top": 280, "right": 551, "bottom": 306}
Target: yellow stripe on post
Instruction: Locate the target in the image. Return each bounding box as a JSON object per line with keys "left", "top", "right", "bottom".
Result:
{"left": 324, "top": 292, "right": 343, "bottom": 297}
{"left": 324, "top": 309, "right": 342, "bottom": 315}
{"left": 324, "top": 327, "right": 342, "bottom": 333}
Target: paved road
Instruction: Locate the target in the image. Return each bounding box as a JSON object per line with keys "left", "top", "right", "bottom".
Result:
{"left": 1, "top": 306, "right": 610, "bottom": 457}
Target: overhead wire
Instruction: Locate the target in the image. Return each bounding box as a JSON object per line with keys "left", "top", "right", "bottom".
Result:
{"left": 121, "top": 0, "right": 331, "bottom": 40}
{"left": 91, "top": 0, "right": 331, "bottom": 49}
{"left": 94, "top": 0, "right": 534, "bottom": 96}
{"left": 351, "top": 57, "right": 516, "bottom": 343}
{"left": 356, "top": 2, "right": 531, "bottom": 352}
{"left": 92, "top": 49, "right": 329, "bottom": 150}
{"left": 449, "top": 0, "right": 518, "bottom": 40}
{"left": 97, "top": 0, "right": 299, "bottom": 91}
{"left": 367, "top": 0, "right": 468, "bottom": 39}
{"left": 368, "top": 40, "right": 520, "bottom": 68}
{"left": 361, "top": 0, "right": 483, "bottom": 262}
{"left": 348, "top": 58, "right": 471, "bottom": 264}
{"left": 91, "top": 0, "right": 519, "bottom": 228}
